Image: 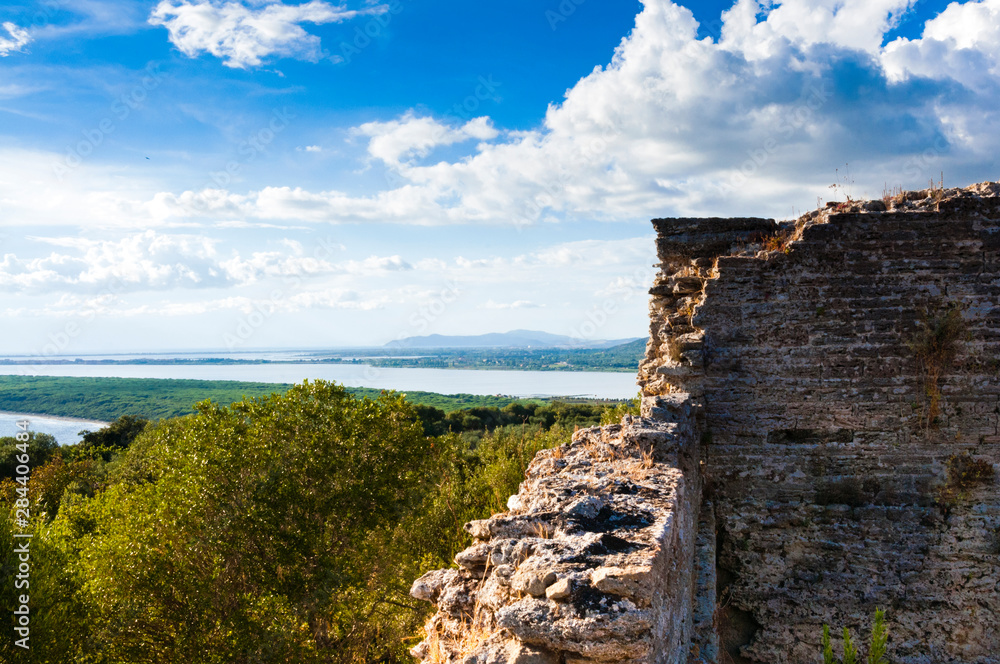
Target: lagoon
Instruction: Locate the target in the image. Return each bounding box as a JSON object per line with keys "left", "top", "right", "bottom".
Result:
{"left": 0, "top": 363, "right": 639, "bottom": 400}
{"left": 0, "top": 411, "right": 109, "bottom": 446}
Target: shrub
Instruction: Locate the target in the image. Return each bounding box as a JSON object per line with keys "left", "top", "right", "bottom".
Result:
{"left": 936, "top": 451, "right": 995, "bottom": 507}
{"left": 820, "top": 608, "right": 889, "bottom": 664}
{"left": 907, "top": 303, "right": 966, "bottom": 430}
{"left": 600, "top": 392, "right": 641, "bottom": 425}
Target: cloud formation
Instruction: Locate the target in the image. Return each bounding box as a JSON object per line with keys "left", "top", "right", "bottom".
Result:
{"left": 0, "top": 22, "right": 31, "bottom": 56}
{"left": 131, "top": 0, "right": 1000, "bottom": 226}
{"left": 354, "top": 113, "right": 500, "bottom": 167}
{"left": 149, "top": 0, "right": 385, "bottom": 68}
{"left": 0, "top": 231, "right": 412, "bottom": 294}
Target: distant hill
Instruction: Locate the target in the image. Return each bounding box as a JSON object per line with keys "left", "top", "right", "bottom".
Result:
{"left": 388, "top": 329, "right": 641, "bottom": 349}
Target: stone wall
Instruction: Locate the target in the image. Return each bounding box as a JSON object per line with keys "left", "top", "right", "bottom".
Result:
{"left": 410, "top": 180, "right": 1000, "bottom": 664}
{"left": 641, "top": 182, "right": 1000, "bottom": 663}
{"left": 409, "top": 395, "right": 708, "bottom": 664}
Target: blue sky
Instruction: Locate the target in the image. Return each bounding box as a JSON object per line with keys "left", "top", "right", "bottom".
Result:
{"left": 1, "top": 0, "right": 998, "bottom": 354}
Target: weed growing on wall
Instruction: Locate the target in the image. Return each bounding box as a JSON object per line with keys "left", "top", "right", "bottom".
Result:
{"left": 821, "top": 608, "right": 889, "bottom": 664}
{"left": 907, "top": 302, "right": 967, "bottom": 430}
{"left": 935, "top": 451, "right": 995, "bottom": 508}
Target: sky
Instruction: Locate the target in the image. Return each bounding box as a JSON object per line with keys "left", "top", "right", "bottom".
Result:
{"left": 0, "top": 0, "right": 998, "bottom": 354}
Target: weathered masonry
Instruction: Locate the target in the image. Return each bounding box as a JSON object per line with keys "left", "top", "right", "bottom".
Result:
{"left": 410, "top": 181, "right": 1000, "bottom": 664}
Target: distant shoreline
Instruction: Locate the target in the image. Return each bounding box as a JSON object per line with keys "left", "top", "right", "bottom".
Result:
{"left": 0, "top": 410, "right": 109, "bottom": 426}
{"left": 0, "top": 375, "right": 633, "bottom": 424}
{"left": 0, "top": 359, "right": 636, "bottom": 373}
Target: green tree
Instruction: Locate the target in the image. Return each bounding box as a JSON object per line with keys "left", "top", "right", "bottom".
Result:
{"left": 600, "top": 391, "right": 641, "bottom": 425}
{"left": 75, "top": 414, "right": 150, "bottom": 460}
{"left": 65, "top": 381, "right": 434, "bottom": 663}
{"left": 0, "top": 381, "right": 578, "bottom": 663}
{"left": 0, "top": 432, "right": 58, "bottom": 481}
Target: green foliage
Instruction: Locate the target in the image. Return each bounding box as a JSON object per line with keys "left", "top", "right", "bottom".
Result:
{"left": 843, "top": 627, "right": 858, "bottom": 664}
{"left": 0, "top": 431, "right": 59, "bottom": 480}
{"left": 414, "top": 400, "right": 606, "bottom": 437}
{"left": 0, "top": 380, "right": 575, "bottom": 663}
{"left": 868, "top": 608, "right": 888, "bottom": 664}
{"left": 328, "top": 338, "right": 646, "bottom": 372}
{"left": 823, "top": 625, "right": 835, "bottom": 664}
{"left": 600, "top": 391, "right": 641, "bottom": 425}
{"left": 0, "top": 375, "right": 612, "bottom": 422}
{"left": 78, "top": 414, "right": 150, "bottom": 451}
{"left": 0, "top": 375, "right": 294, "bottom": 420}
{"left": 820, "top": 609, "right": 890, "bottom": 664}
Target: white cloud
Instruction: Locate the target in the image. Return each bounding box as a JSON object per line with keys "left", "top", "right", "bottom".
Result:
{"left": 344, "top": 255, "right": 413, "bottom": 272}
{"left": 883, "top": 0, "right": 1000, "bottom": 85}
{"left": 720, "top": 0, "right": 915, "bottom": 57}
{"left": 0, "top": 22, "right": 31, "bottom": 56}
{"left": 479, "top": 300, "right": 542, "bottom": 310}
{"left": 0, "top": 231, "right": 413, "bottom": 294}
{"left": 149, "top": 0, "right": 387, "bottom": 68}
{"left": 125, "top": 0, "right": 1000, "bottom": 226}
{"left": 353, "top": 113, "right": 500, "bottom": 167}
{"left": 288, "top": 289, "right": 386, "bottom": 310}
{"left": 5, "top": 0, "right": 1000, "bottom": 234}
{"left": 0, "top": 231, "right": 227, "bottom": 293}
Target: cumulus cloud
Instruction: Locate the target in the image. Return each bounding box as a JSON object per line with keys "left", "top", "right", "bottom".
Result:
{"left": 353, "top": 113, "right": 500, "bottom": 167}
{"left": 883, "top": 0, "right": 1000, "bottom": 86}
{"left": 0, "top": 231, "right": 412, "bottom": 294}
{"left": 344, "top": 255, "right": 413, "bottom": 272}
{"left": 719, "top": 0, "right": 915, "bottom": 57}
{"left": 149, "top": 0, "right": 386, "bottom": 68}
{"left": 130, "top": 0, "right": 1000, "bottom": 226}
{"left": 1, "top": 232, "right": 227, "bottom": 293}
{"left": 0, "top": 22, "right": 31, "bottom": 56}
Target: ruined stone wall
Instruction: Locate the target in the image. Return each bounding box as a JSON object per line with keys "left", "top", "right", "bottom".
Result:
{"left": 641, "top": 182, "right": 1000, "bottom": 663}
{"left": 409, "top": 395, "right": 709, "bottom": 664}
{"left": 410, "top": 181, "right": 1000, "bottom": 664}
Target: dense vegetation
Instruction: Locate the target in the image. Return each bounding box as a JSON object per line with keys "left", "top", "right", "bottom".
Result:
{"left": 0, "top": 381, "right": 631, "bottom": 663}
{"left": 0, "top": 376, "right": 623, "bottom": 422}
{"left": 321, "top": 338, "right": 646, "bottom": 372}
{"left": 0, "top": 339, "right": 645, "bottom": 373}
